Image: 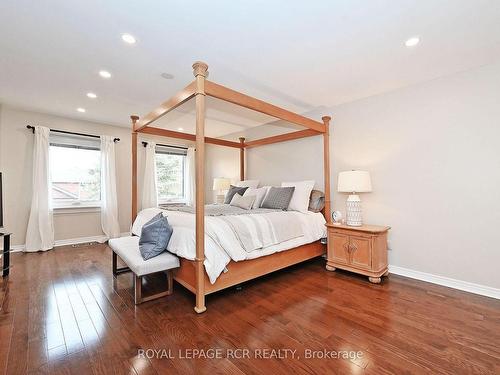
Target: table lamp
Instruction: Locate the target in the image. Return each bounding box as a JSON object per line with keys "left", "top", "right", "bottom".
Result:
{"left": 337, "top": 170, "right": 372, "bottom": 226}
{"left": 213, "top": 177, "right": 231, "bottom": 204}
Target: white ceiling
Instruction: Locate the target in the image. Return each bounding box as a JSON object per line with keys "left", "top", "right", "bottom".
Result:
{"left": 1, "top": 0, "right": 500, "bottom": 137}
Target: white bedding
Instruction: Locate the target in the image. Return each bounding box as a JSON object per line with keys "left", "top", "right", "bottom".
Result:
{"left": 132, "top": 208, "right": 327, "bottom": 284}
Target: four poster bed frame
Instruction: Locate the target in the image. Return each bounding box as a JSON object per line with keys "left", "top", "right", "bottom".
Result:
{"left": 130, "top": 62, "right": 331, "bottom": 313}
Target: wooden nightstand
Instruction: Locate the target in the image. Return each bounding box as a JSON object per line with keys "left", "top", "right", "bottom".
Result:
{"left": 325, "top": 223, "right": 390, "bottom": 283}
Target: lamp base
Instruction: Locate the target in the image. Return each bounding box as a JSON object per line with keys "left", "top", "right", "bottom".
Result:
{"left": 346, "top": 194, "right": 363, "bottom": 226}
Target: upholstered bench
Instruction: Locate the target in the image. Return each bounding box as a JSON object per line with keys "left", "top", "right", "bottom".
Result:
{"left": 109, "top": 236, "right": 180, "bottom": 305}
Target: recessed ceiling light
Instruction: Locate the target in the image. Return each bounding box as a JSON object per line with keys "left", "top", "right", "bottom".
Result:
{"left": 77, "top": 108, "right": 86, "bottom": 113}
{"left": 161, "top": 73, "right": 175, "bottom": 80}
{"left": 177, "top": 127, "right": 184, "bottom": 131}
{"left": 405, "top": 37, "right": 420, "bottom": 47}
{"left": 86, "top": 92, "right": 97, "bottom": 99}
{"left": 121, "top": 33, "right": 136, "bottom": 44}
{"left": 99, "top": 70, "right": 112, "bottom": 79}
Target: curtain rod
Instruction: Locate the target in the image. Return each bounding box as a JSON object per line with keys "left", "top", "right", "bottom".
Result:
{"left": 26, "top": 125, "right": 120, "bottom": 142}
{"left": 142, "top": 141, "right": 188, "bottom": 150}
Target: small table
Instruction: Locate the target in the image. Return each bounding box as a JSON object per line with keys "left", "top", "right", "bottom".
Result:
{"left": 325, "top": 223, "right": 390, "bottom": 283}
{"left": 1, "top": 232, "right": 12, "bottom": 277}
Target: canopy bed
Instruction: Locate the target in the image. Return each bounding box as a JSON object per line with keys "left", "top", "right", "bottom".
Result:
{"left": 130, "top": 61, "right": 332, "bottom": 313}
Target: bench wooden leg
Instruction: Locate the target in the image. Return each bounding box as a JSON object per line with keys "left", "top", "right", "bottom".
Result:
{"left": 134, "top": 270, "right": 174, "bottom": 305}
{"left": 112, "top": 251, "right": 131, "bottom": 276}
{"left": 135, "top": 275, "right": 142, "bottom": 305}
{"left": 112, "top": 251, "right": 117, "bottom": 275}
{"left": 166, "top": 270, "right": 174, "bottom": 296}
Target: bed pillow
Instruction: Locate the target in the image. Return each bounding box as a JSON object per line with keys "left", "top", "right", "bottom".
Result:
{"left": 131, "top": 208, "right": 163, "bottom": 236}
{"left": 230, "top": 193, "right": 256, "bottom": 210}
{"left": 139, "top": 213, "right": 173, "bottom": 260}
{"left": 243, "top": 187, "right": 268, "bottom": 209}
{"left": 235, "top": 179, "right": 259, "bottom": 189}
{"left": 260, "top": 186, "right": 295, "bottom": 210}
{"left": 308, "top": 190, "right": 325, "bottom": 213}
{"left": 224, "top": 185, "right": 248, "bottom": 204}
{"left": 281, "top": 180, "right": 315, "bottom": 213}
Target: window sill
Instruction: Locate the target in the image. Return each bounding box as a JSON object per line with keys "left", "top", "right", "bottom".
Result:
{"left": 158, "top": 202, "right": 187, "bottom": 208}
{"left": 53, "top": 206, "right": 101, "bottom": 215}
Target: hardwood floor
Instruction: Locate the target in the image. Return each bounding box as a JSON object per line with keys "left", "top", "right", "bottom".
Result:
{"left": 1, "top": 243, "right": 499, "bottom": 374}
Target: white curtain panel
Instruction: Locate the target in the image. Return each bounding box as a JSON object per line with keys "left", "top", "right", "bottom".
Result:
{"left": 185, "top": 147, "right": 196, "bottom": 206}
{"left": 142, "top": 141, "right": 158, "bottom": 209}
{"left": 100, "top": 136, "right": 120, "bottom": 239}
{"left": 25, "top": 126, "right": 54, "bottom": 252}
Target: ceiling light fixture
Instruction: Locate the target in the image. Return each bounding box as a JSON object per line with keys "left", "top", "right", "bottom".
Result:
{"left": 405, "top": 37, "right": 420, "bottom": 47}
{"left": 99, "top": 70, "right": 112, "bottom": 79}
{"left": 77, "top": 108, "right": 86, "bottom": 113}
{"left": 122, "top": 33, "right": 136, "bottom": 44}
{"left": 87, "top": 92, "right": 97, "bottom": 99}
{"left": 161, "top": 73, "right": 175, "bottom": 80}
{"left": 177, "top": 127, "right": 184, "bottom": 131}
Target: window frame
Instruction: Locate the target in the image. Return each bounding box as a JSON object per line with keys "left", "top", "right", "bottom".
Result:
{"left": 49, "top": 137, "right": 102, "bottom": 210}
{"left": 154, "top": 146, "right": 187, "bottom": 205}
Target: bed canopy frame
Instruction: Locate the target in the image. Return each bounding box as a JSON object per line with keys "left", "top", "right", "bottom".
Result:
{"left": 131, "top": 61, "right": 331, "bottom": 313}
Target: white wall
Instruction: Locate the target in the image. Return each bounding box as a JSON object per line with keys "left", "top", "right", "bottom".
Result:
{"left": 331, "top": 62, "right": 500, "bottom": 289}
{"left": 0, "top": 106, "right": 234, "bottom": 246}
{"left": 205, "top": 144, "right": 240, "bottom": 203}
{"left": 226, "top": 122, "right": 325, "bottom": 191}
{"left": 240, "top": 62, "right": 500, "bottom": 289}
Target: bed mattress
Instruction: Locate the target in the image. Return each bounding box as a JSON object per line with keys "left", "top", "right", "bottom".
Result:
{"left": 132, "top": 207, "right": 327, "bottom": 283}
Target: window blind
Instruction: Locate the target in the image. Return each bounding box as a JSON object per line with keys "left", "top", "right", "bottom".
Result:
{"left": 155, "top": 145, "right": 187, "bottom": 156}
{"left": 49, "top": 132, "right": 100, "bottom": 150}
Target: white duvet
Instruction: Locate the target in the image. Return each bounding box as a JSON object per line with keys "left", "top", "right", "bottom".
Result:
{"left": 132, "top": 208, "right": 327, "bottom": 284}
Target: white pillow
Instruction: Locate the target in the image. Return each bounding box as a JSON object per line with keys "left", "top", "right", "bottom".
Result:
{"left": 131, "top": 208, "right": 163, "bottom": 236}
{"left": 230, "top": 193, "right": 256, "bottom": 210}
{"left": 243, "top": 187, "right": 268, "bottom": 209}
{"left": 281, "top": 180, "right": 315, "bottom": 212}
{"left": 235, "top": 179, "right": 259, "bottom": 189}
{"left": 260, "top": 186, "right": 272, "bottom": 203}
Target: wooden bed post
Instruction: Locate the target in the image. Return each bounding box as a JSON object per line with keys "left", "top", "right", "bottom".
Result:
{"left": 193, "top": 61, "right": 208, "bottom": 314}
{"left": 239, "top": 137, "right": 245, "bottom": 180}
{"left": 322, "top": 116, "right": 332, "bottom": 223}
{"left": 131, "top": 116, "right": 139, "bottom": 222}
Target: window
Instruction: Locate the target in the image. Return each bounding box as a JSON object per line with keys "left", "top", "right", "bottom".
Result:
{"left": 155, "top": 146, "right": 187, "bottom": 203}
{"left": 49, "top": 133, "right": 101, "bottom": 208}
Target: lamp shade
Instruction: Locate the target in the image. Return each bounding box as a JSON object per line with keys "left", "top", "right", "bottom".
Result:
{"left": 213, "top": 177, "right": 231, "bottom": 191}
{"left": 338, "top": 171, "right": 372, "bottom": 193}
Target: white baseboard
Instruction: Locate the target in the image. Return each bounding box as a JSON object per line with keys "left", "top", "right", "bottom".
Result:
{"left": 54, "top": 235, "right": 108, "bottom": 247}
{"left": 389, "top": 265, "right": 500, "bottom": 300}
{"left": 3, "top": 232, "right": 131, "bottom": 253}
{"left": 9, "top": 244, "right": 26, "bottom": 252}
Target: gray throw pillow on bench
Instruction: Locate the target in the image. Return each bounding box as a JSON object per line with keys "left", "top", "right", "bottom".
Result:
{"left": 224, "top": 185, "right": 248, "bottom": 204}
{"left": 261, "top": 186, "right": 295, "bottom": 210}
{"left": 139, "top": 213, "right": 173, "bottom": 260}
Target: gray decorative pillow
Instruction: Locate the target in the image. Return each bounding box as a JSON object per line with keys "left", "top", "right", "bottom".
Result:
{"left": 308, "top": 190, "right": 325, "bottom": 213}
{"left": 224, "top": 185, "right": 248, "bottom": 204}
{"left": 261, "top": 186, "right": 295, "bottom": 210}
{"left": 139, "top": 213, "right": 173, "bottom": 260}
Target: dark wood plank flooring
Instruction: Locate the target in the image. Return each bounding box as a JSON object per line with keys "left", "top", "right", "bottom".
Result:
{"left": 0, "top": 243, "right": 499, "bottom": 374}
